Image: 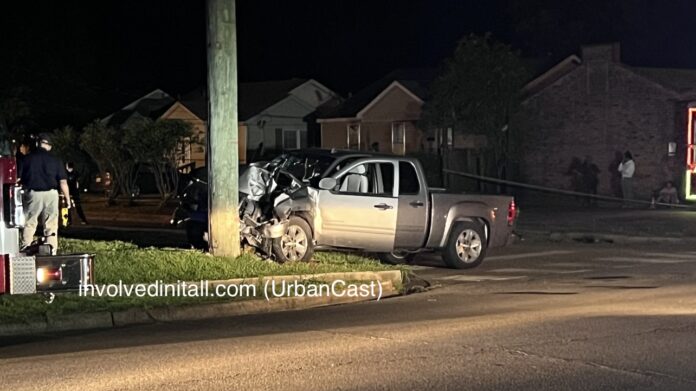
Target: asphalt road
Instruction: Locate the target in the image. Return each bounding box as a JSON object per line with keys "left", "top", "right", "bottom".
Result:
{"left": 2, "top": 240, "right": 696, "bottom": 390}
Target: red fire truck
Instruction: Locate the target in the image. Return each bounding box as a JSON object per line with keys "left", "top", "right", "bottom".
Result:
{"left": 0, "top": 155, "right": 94, "bottom": 296}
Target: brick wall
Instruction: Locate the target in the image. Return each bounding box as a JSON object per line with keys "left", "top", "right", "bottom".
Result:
{"left": 516, "top": 59, "right": 683, "bottom": 202}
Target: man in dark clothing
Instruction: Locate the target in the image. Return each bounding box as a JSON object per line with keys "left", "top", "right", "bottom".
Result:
{"left": 65, "top": 162, "right": 88, "bottom": 224}
{"left": 20, "top": 133, "right": 70, "bottom": 254}
{"left": 581, "top": 156, "right": 600, "bottom": 206}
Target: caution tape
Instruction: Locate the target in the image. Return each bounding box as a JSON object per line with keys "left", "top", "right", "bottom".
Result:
{"left": 442, "top": 169, "right": 694, "bottom": 210}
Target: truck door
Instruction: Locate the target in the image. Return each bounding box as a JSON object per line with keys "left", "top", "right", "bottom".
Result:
{"left": 315, "top": 160, "right": 397, "bottom": 252}
{"left": 394, "top": 160, "right": 428, "bottom": 249}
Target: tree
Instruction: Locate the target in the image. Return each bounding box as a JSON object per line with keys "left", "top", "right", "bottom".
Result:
{"left": 80, "top": 120, "right": 139, "bottom": 205}
{"left": 123, "top": 117, "right": 193, "bottom": 206}
{"left": 421, "top": 34, "right": 531, "bottom": 184}
{"left": 0, "top": 87, "right": 33, "bottom": 145}
{"left": 51, "top": 125, "right": 96, "bottom": 187}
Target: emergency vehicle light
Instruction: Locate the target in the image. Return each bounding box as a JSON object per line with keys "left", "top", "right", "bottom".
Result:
{"left": 36, "top": 267, "right": 62, "bottom": 284}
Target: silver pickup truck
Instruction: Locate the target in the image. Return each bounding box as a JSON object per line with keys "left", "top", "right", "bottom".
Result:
{"left": 175, "top": 149, "right": 517, "bottom": 269}
{"left": 239, "top": 149, "right": 517, "bottom": 269}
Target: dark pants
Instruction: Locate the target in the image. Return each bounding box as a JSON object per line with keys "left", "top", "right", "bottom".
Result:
{"left": 621, "top": 177, "right": 634, "bottom": 206}
{"left": 68, "top": 196, "right": 88, "bottom": 224}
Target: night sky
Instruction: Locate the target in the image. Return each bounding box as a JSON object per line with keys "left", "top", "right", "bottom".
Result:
{"left": 2, "top": 0, "right": 696, "bottom": 129}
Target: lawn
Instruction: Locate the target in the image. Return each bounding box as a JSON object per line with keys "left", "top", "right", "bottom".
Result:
{"left": 0, "top": 239, "right": 404, "bottom": 324}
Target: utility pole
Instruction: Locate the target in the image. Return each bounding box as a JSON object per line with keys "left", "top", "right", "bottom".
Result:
{"left": 207, "top": 0, "right": 240, "bottom": 257}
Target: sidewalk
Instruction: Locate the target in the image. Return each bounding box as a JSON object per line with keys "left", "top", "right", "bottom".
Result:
{"left": 516, "top": 206, "right": 696, "bottom": 242}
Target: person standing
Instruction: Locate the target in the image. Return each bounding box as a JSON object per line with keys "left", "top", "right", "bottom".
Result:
{"left": 581, "top": 156, "right": 600, "bottom": 206}
{"left": 20, "top": 133, "right": 70, "bottom": 254}
{"left": 65, "top": 162, "right": 88, "bottom": 225}
{"left": 566, "top": 157, "right": 584, "bottom": 204}
{"left": 618, "top": 151, "right": 635, "bottom": 207}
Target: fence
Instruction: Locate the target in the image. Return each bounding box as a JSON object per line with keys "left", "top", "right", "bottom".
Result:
{"left": 442, "top": 169, "right": 694, "bottom": 210}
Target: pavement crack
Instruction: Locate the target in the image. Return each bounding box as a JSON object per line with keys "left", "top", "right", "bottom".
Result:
{"left": 505, "top": 347, "right": 696, "bottom": 385}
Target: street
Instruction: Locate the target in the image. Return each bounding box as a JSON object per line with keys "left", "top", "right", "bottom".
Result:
{"left": 2, "top": 240, "right": 696, "bottom": 390}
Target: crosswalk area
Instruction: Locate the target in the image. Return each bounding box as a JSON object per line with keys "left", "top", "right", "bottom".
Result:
{"left": 411, "top": 248, "right": 696, "bottom": 283}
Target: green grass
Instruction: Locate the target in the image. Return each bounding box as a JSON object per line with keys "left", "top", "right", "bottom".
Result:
{"left": 0, "top": 239, "right": 404, "bottom": 324}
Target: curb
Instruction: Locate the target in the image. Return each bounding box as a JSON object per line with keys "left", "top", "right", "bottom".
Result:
{"left": 518, "top": 229, "right": 696, "bottom": 245}
{"left": 0, "top": 270, "right": 403, "bottom": 338}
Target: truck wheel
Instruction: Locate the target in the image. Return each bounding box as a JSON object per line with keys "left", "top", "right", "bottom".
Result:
{"left": 273, "top": 216, "right": 314, "bottom": 263}
{"left": 186, "top": 220, "right": 208, "bottom": 250}
{"left": 378, "top": 251, "right": 415, "bottom": 265}
{"left": 442, "top": 221, "right": 487, "bottom": 269}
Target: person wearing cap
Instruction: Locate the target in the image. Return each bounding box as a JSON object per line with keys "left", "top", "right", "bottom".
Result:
{"left": 19, "top": 133, "right": 70, "bottom": 254}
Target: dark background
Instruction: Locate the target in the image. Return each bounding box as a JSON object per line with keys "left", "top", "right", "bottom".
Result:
{"left": 1, "top": 0, "right": 694, "bottom": 129}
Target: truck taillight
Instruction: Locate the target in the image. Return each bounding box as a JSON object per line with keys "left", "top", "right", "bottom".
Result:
{"left": 507, "top": 199, "right": 517, "bottom": 226}
{"left": 35, "top": 254, "right": 94, "bottom": 292}
{"left": 36, "top": 267, "right": 62, "bottom": 284}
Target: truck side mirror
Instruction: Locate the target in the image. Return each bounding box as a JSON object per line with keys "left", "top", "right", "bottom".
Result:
{"left": 318, "top": 177, "right": 337, "bottom": 190}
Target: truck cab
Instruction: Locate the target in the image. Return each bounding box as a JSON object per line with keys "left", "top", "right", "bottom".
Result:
{"left": 311, "top": 155, "right": 517, "bottom": 268}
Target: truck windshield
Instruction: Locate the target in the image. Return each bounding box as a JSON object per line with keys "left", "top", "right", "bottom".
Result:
{"left": 270, "top": 153, "right": 336, "bottom": 187}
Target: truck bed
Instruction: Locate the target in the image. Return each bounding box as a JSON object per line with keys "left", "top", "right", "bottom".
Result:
{"left": 425, "top": 191, "right": 515, "bottom": 249}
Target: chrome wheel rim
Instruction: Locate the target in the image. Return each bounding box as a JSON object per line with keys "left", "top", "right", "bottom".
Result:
{"left": 281, "top": 225, "right": 308, "bottom": 261}
{"left": 455, "top": 229, "right": 482, "bottom": 263}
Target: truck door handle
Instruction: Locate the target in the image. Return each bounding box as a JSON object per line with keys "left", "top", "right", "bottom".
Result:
{"left": 409, "top": 201, "right": 424, "bottom": 207}
{"left": 373, "top": 203, "right": 393, "bottom": 210}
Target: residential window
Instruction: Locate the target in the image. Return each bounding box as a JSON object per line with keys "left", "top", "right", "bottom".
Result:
{"left": 391, "top": 122, "right": 406, "bottom": 155}
{"left": 347, "top": 123, "right": 361, "bottom": 150}
{"left": 282, "top": 129, "right": 303, "bottom": 150}
{"left": 177, "top": 137, "right": 192, "bottom": 164}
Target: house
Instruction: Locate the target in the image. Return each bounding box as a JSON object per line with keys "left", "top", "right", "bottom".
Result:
{"left": 179, "top": 78, "right": 338, "bottom": 162}
{"left": 101, "top": 89, "right": 219, "bottom": 168}
{"left": 317, "top": 69, "right": 437, "bottom": 155}
{"left": 516, "top": 43, "right": 696, "bottom": 202}
{"left": 102, "top": 78, "right": 338, "bottom": 168}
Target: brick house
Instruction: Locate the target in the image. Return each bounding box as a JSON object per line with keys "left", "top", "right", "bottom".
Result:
{"left": 517, "top": 43, "right": 696, "bottom": 202}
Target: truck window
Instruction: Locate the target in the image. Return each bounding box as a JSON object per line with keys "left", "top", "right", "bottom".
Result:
{"left": 337, "top": 162, "right": 394, "bottom": 196}
{"left": 376, "top": 163, "right": 394, "bottom": 195}
{"left": 399, "top": 162, "right": 420, "bottom": 195}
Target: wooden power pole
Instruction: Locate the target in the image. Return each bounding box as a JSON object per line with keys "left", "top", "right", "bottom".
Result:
{"left": 207, "top": 0, "right": 240, "bottom": 257}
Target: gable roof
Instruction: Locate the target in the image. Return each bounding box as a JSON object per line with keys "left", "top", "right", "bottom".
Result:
{"left": 523, "top": 44, "right": 696, "bottom": 100}
{"left": 522, "top": 55, "right": 582, "bottom": 99}
{"left": 238, "top": 78, "right": 308, "bottom": 119}
{"left": 179, "top": 78, "right": 309, "bottom": 121}
{"left": 102, "top": 89, "right": 176, "bottom": 128}
{"left": 317, "top": 68, "right": 436, "bottom": 119}
{"left": 628, "top": 67, "right": 696, "bottom": 97}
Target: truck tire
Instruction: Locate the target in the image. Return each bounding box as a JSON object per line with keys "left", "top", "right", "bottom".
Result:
{"left": 377, "top": 251, "right": 415, "bottom": 265}
{"left": 442, "top": 221, "right": 487, "bottom": 269}
{"left": 272, "top": 215, "right": 314, "bottom": 263}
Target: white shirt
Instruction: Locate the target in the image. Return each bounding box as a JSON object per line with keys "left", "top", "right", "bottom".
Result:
{"left": 618, "top": 160, "right": 635, "bottom": 178}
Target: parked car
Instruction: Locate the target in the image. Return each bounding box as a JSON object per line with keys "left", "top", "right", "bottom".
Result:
{"left": 172, "top": 149, "right": 517, "bottom": 268}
